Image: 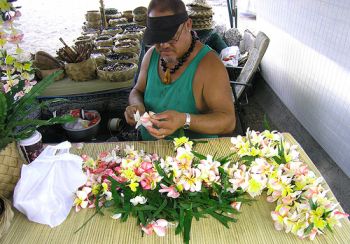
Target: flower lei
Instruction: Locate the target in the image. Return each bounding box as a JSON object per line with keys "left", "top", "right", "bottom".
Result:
{"left": 74, "top": 130, "right": 348, "bottom": 242}
{"left": 0, "top": 0, "right": 36, "bottom": 100}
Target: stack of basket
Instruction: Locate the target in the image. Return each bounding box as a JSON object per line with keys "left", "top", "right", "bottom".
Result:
{"left": 133, "top": 6, "right": 147, "bottom": 26}
{"left": 96, "top": 23, "right": 145, "bottom": 82}
{"left": 186, "top": 0, "right": 213, "bottom": 30}
{"left": 84, "top": 10, "right": 101, "bottom": 31}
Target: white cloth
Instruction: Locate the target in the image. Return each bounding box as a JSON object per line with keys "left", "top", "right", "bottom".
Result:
{"left": 13, "top": 141, "right": 86, "bottom": 227}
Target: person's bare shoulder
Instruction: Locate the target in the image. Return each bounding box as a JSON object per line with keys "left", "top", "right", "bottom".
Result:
{"left": 134, "top": 46, "right": 156, "bottom": 92}
{"left": 196, "top": 50, "right": 229, "bottom": 86}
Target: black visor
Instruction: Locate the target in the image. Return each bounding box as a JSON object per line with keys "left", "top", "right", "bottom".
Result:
{"left": 143, "top": 12, "right": 189, "bottom": 45}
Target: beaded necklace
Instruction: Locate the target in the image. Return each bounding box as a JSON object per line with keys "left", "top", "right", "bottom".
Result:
{"left": 160, "top": 31, "right": 198, "bottom": 84}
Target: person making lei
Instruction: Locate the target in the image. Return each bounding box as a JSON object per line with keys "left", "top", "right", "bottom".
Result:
{"left": 124, "top": 0, "right": 236, "bottom": 140}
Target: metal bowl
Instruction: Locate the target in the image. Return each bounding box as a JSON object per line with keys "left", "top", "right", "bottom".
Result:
{"left": 62, "top": 110, "right": 101, "bottom": 142}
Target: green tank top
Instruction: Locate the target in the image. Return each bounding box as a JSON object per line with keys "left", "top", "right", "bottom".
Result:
{"left": 141, "top": 45, "right": 218, "bottom": 140}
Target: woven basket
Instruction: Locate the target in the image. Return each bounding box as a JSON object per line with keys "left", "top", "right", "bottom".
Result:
{"left": 0, "top": 195, "right": 14, "bottom": 239}
{"left": 0, "top": 143, "right": 22, "bottom": 199}
{"left": 65, "top": 58, "right": 97, "bottom": 81}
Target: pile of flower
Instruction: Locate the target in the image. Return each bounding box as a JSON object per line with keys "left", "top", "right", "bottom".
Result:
{"left": 74, "top": 130, "right": 348, "bottom": 243}
{"left": 230, "top": 129, "right": 349, "bottom": 240}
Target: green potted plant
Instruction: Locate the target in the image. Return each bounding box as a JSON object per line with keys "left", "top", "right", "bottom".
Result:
{"left": 0, "top": 0, "right": 74, "bottom": 198}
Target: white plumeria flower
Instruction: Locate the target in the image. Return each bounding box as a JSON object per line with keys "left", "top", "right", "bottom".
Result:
{"left": 73, "top": 187, "right": 92, "bottom": 212}
{"left": 134, "top": 111, "right": 155, "bottom": 129}
{"left": 104, "top": 149, "right": 120, "bottom": 163}
{"left": 130, "top": 195, "right": 147, "bottom": 206}
{"left": 180, "top": 168, "right": 202, "bottom": 192}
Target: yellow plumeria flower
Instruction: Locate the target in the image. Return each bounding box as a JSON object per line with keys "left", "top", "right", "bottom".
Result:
{"left": 0, "top": 0, "right": 11, "bottom": 11}
{"left": 128, "top": 181, "right": 139, "bottom": 192}
{"left": 174, "top": 137, "right": 193, "bottom": 150}
{"left": 91, "top": 184, "right": 101, "bottom": 195}
{"left": 121, "top": 168, "right": 137, "bottom": 181}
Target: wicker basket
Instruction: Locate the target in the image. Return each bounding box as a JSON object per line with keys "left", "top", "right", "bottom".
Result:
{"left": 65, "top": 58, "right": 97, "bottom": 81}
{"left": 0, "top": 195, "right": 14, "bottom": 239}
{"left": 97, "top": 62, "right": 138, "bottom": 82}
{"left": 0, "top": 143, "right": 22, "bottom": 199}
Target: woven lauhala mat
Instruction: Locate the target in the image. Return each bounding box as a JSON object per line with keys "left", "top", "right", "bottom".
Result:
{"left": 2, "top": 134, "right": 350, "bottom": 244}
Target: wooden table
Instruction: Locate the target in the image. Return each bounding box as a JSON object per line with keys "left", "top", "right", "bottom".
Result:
{"left": 2, "top": 134, "right": 350, "bottom": 244}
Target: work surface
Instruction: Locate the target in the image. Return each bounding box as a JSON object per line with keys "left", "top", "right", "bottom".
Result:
{"left": 40, "top": 77, "right": 133, "bottom": 97}
{"left": 2, "top": 134, "right": 350, "bottom": 244}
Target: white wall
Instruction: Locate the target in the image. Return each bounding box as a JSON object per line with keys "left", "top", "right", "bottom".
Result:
{"left": 256, "top": 0, "right": 350, "bottom": 176}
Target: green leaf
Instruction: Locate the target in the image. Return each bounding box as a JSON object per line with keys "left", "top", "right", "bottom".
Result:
{"left": 326, "top": 223, "right": 333, "bottom": 233}
{"left": 207, "top": 211, "right": 237, "bottom": 228}
{"left": 0, "top": 92, "right": 7, "bottom": 126}
{"left": 191, "top": 151, "right": 206, "bottom": 160}
{"left": 304, "top": 223, "right": 314, "bottom": 235}
{"left": 183, "top": 211, "right": 193, "bottom": 244}
{"left": 152, "top": 199, "right": 168, "bottom": 219}
{"left": 138, "top": 211, "right": 146, "bottom": 226}
{"left": 175, "top": 207, "right": 185, "bottom": 235}
{"left": 109, "top": 176, "right": 122, "bottom": 206}
{"left": 240, "top": 155, "right": 256, "bottom": 165}
{"left": 217, "top": 152, "right": 236, "bottom": 164}
{"left": 9, "top": 115, "right": 74, "bottom": 131}
{"left": 154, "top": 162, "right": 172, "bottom": 185}
{"left": 308, "top": 199, "right": 317, "bottom": 210}
{"left": 134, "top": 205, "right": 158, "bottom": 211}
{"left": 9, "top": 70, "right": 63, "bottom": 122}
{"left": 323, "top": 210, "right": 332, "bottom": 218}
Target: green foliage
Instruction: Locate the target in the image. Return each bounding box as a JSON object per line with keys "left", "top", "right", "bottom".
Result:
{"left": 0, "top": 70, "right": 74, "bottom": 151}
{"left": 102, "top": 157, "right": 251, "bottom": 244}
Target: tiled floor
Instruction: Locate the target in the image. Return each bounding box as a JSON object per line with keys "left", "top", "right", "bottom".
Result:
{"left": 239, "top": 73, "right": 350, "bottom": 213}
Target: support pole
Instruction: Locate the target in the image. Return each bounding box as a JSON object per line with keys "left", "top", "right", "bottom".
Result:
{"left": 99, "top": 0, "right": 107, "bottom": 29}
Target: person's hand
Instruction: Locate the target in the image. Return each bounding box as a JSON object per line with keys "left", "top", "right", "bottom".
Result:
{"left": 124, "top": 104, "right": 145, "bottom": 126}
{"left": 147, "top": 110, "right": 185, "bottom": 139}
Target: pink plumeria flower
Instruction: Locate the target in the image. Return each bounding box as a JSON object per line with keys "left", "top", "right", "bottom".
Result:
{"left": 230, "top": 201, "right": 242, "bottom": 211}
{"left": 3, "top": 77, "right": 19, "bottom": 93}
{"left": 7, "top": 29, "right": 24, "bottom": 44}
{"left": 140, "top": 177, "right": 152, "bottom": 190}
{"left": 141, "top": 219, "right": 169, "bottom": 237}
{"left": 159, "top": 184, "right": 180, "bottom": 198}
{"left": 135, "top": 161, "right": 153, "bottom": 175}
{"left": 134, "top": 110, "right": 155, "bottom": 129}
{"left": 13, "top": 91, "right": 25, "bottom": 100}
{"left": 334, "top": 211, "right": 349, "bottom": 220}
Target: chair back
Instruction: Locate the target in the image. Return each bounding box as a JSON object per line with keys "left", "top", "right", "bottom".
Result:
{"left": 235, "top": 31, "right": 270, "bottom": 98}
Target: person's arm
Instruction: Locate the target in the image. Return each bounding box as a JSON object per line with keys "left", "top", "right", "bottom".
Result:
{"left": 124, "top": 46, "right": 154, "bottom": 126}
{"left": 148, "top": 51, "right": 236, "bottom": 138}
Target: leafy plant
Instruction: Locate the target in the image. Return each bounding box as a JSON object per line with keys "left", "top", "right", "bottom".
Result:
{"left": 0, "top": 0, "right": 74, "bottom": 151}
{"left": 0, "top": 71, "right": 74, "bottom": 151}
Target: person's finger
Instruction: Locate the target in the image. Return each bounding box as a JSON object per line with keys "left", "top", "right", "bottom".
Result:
{"left": 147, "top": 126, "right": 168, "bottom": 139}
{"left": 124, "top": 111, "right": 136, "bottom": 126}
{"left": 152, "top": 112, "right": 170, "bottom": 120}
{"left": 150, "top": 118, "right": 167, "bottom": 128}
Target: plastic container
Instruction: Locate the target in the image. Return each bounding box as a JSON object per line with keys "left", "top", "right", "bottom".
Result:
{"left": 62, "top": 110, "right": 101, "bottom": 142}
{"left": 19, "top": 130, "right": 43, "bottom": 163}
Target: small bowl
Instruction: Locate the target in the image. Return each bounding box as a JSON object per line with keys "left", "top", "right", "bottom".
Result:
{"left": 62, "top": 110, "right": 101, "bottom": 142}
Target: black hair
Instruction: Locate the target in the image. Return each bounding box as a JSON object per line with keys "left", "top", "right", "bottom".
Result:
{"left": 148, "top": 0, "right": 187, "bottom": 15}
